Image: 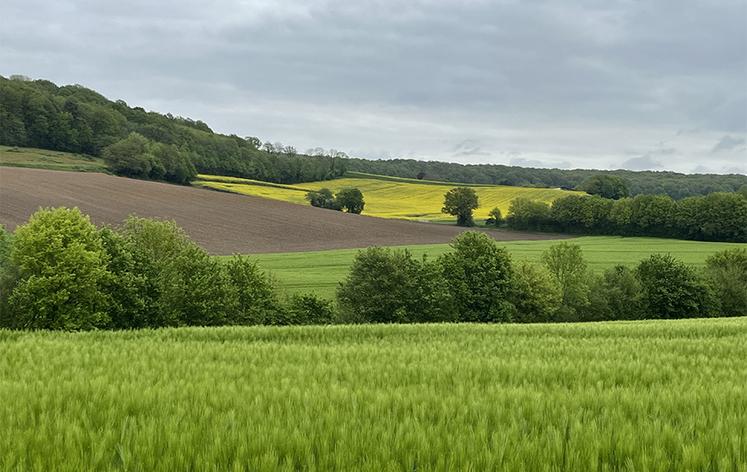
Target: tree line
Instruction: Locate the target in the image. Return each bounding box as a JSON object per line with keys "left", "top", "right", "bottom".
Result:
{"left": 0, "top": 76, "right": 346, "bottom": 184}
{"left": 1, "top": 208, "right": 745, "bottom": 331}
{"left": 504, "top": 191, "right": 747, "bottom": 242}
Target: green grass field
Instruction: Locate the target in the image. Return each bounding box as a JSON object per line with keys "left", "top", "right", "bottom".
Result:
{"left": 0, "top": 319, "right": 744, "bottom": 470}
{"left": 0, "top": 145, "right": 107, "bottom": 172}
{"left": 249, "top": 236, "right": 747, "bottom": 299}
{"left": 196, "top": 172, "right": 582, "bottom": 222}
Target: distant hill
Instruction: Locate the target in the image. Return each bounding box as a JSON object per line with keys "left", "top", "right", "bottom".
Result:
{"left": 1, "top": 75, "right": 745, "bottom": 197}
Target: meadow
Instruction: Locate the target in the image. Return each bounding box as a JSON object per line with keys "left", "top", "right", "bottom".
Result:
{"left": 0, "top": 319, "right": 744, "bottom": 471}
{"left": 249, "top": 236, "right": 747, "bottom": 299}
{"left": 0, "top": 145, "right": 107, "bottom": 172}
{"left": 196, "top": 172, "right": 582, "bottom": 222}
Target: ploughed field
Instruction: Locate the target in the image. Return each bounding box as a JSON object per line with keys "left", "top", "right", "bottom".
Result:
{"left": 0, "top": 319, "right": 745, "bottom": 471}
{"left": 251, "top": 236, "right": 747, "bottom": 299}
{"left": 0, "top": 167, "right": 564, "bottom": 254}
{"left": 195, "top": 172, "right": 583, "bottom": 222}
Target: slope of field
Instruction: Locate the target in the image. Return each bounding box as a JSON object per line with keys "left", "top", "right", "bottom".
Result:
{"left": 1, "top": 319, "right": 745, "bottom": 470}
{"left": 0, "top": 167, "right": 564, "bottom": 254}
{"left": 196, "top": 172, "right": 583, "bottom": 222}
{"left": 250, "top": 236, "right": 747, "bottom": 298}
{"left": 0, "top": 145, "right": 107, "bottom": 172}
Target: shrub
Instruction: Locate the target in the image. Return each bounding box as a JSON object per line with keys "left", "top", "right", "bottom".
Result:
{"left": 586, "top": 266, "right": 644, "bottom": 321}
{"left": 509, "top": 262, "right": 562, "bottom": 322}
{"left": 282, "top": 293, "right": 336, "bottom": 325}
{"left": 440, "top": 232, "right": 514, "bottom": 322}
{"left": 541, "top": 243, "right": 591, "bottom": 321}
{"left": 636, "top": 254, "right": 718, "bottom": 319}
{"left": 442, "top": 187, "right": 479, "bottom": 227}
{"left": 704, "top": 249, "right": 747, "bottom": 316}
{"left": 306, "top": 188, "right": 340, "bottom": 210}
{"left": 7, "top": 208, "right": 111, "bottom": 330}
{"left": 485, "top": 207, "right": 503, "bottom": 227}
{"left": 335, "top": 188, "right": 365, "bottom": 214}
{"left": 337, "top": 247, "right": 454, "bottom": 323}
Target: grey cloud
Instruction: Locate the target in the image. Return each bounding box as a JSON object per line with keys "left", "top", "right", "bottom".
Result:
{"left": 620, "top": 155, "right": 663, "bottom": 171}
{"left": 712, "top": 135, "right": 746, "bottom": 153}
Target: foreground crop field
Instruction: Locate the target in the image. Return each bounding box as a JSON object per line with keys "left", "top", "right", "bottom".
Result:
{"left": 0, "top": 145, "right": 106, "bottom": 172}
{"left": 251, "top": 236, "right": 746, "bottom": 298}
{"left": 196, "top": 172, "right": 582, "bottom": 222}
{"left": 0, "top": 319, "right": 745, "bottom": 471}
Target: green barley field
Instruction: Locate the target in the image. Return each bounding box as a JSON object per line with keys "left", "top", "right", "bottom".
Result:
{"left": 0, "top": 319, "right": 745, "bottom": 471}
{"left": 250, "top": 236, "right": 746, "bottom": 299}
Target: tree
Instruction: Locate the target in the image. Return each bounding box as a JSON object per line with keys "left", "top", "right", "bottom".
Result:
{"left": 506, "top": 198, "right": 551, "bottom": 231}
{"left": 541, "top": 243, "right": 591, "bottom": 320}
{"left": 704, "top": 249, "right": 747, "bottom": 316}
{"left": 635, "top": 254, "right": 717, "bottom": 319}
{"left": 335, "top": 188, "right": 365, "bottom": 214}
{"left": 6, "top": 208, "right": 111, "bottom": 330}
{"left": 439, "top": 232, "right": 514, "bottom": 322}
{"left": 337, "top": 248, "right": 454, "bottom": 323}
{"left": 579, "top": 175, "right": 630, "bottom": 199}
{"left": 586, "top": 266, "right": 644, "bottom": 321}
{"left": 306, "top": 188, "right": 340, "bottom": 210}
{"left": 282, "top": 293, "right": 336, "bottom": 325}
{"left": 485, "top": 207, "right": 503, "bottom": 227}
{"left": 245, "top": 136, "right": 261, "bottom": 149}
{"left": 442, "top": 187, "right": 479, "bottom": 226}
{"left": 509, "top": 262, "right": 562, "bottom": 322}
{"left": 102, "top": 132, "right": 157, "bottom": 178}
{"left": 224, "top": 255, "right": 280, "bottom": 325}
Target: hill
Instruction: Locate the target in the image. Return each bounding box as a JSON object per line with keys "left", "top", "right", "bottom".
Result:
{"left": 196, "top": 172, "right": 583, "bottom": 222}
{"left": 0, "top": 145, "right": 106, "bottom": 172}
{"left": 2, "top": 75, "right": 745, "bottom": 198}
{"left": 0, "top": 167, "right": 565, "bottom": 254}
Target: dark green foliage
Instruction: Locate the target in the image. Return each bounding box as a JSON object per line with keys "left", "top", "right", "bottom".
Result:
{"left": 506, "top": 198, "right": 551, "bottom": 231}
{"left": 6, "top": 208, "right": 111, "bottom": 330}
{"left": 579, "top": 175, "right": 629, "bottom": 199}
{"left": 541, "top": 243, "right": 591, "bottom": 321}
{"left": 224, "top": 256, "right": 280, "bottom": 325}
{"left": 337, "top": 248, "right": 454, "bottom": 323}
{"left": 335, "top": 188, "right": 365, "bottom": 214}
{"left": 586, "top": 266, "right": 644, "bottom": 321}
{"left": 635, "top": 254, "right": 717, "bottom": 319}
{"left": 0, "top": 76, "right": 345, "bottom": 184}
{"left": 439, "top": 232, "right": 514, "bottom": 322}
{"left": 704, "top": 249, "right": 747, "bottom": 316}
{"left": 344, "top": 156, "right": 747, "bottom": 199}
{"left": 509, "top": 262, "right": 562, "bottom": 322}
{"left": 485, "top": 207, "right": 503, "bottom": 227}
{"left": 282, "top": 293, "right": 336, "bottom": 325}
{"left": 442, "top": 187, "right": 479, "bottom": 226}
{"left": 306, "top": 188, "right": 341, "bottom": 210}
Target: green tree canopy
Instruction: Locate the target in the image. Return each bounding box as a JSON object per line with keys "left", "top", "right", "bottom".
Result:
{"left": 442, "top": 187, "right": 479, "bottom": 227}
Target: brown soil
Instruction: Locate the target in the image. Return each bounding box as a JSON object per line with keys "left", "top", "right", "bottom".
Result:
{"left": 0, "top": 167, "right": 568, "bottom": 254}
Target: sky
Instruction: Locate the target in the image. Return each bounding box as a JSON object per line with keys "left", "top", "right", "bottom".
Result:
{"left": 1, "top": 0, "right": 746, "bottom": 174}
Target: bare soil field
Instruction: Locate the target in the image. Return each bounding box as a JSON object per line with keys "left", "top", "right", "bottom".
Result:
{"left": 0, "top": 168, "right": 567, "bottom": 254}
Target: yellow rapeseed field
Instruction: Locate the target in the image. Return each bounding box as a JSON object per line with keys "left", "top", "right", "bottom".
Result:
{"left": 195, "top": 173, "right": 582, "bottom": 222}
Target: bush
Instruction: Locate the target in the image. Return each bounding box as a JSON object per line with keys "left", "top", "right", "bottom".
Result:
{"left": 704, "top": 249, "right": 747, "bottom": 316}
{"left": 306, "top": 188, "right": 340, "bottom": 210}
{"left": 337, "top": 247, "right": 454, "bottom": 323}
{"left": 636, "top": 254, "right": 718, "bottom": 319}
{"left": 509, "top": 262, "right": 562, "bottom": 322}
{"left": 439, "top": 232, "right": 514, "bottom": 322}
{"left": 541, "top": 243, "right": 591, "bottom": 321}
{"left": 586, "top": 266, "right": 644, "bottom": 321}
{"left": 6, "top": 208, "right": 111, "bottom": 330}
{"left": 335, "top": 188, "right": 365, "bottom": 214}
{"left": 442, "top": 187, "right": 479, "bottom": 227}
{"left": 485, "top": 207, "right": 503, "bottom": 227}
{"left": 282, "top": 293, "right": 336, "bottom": 325}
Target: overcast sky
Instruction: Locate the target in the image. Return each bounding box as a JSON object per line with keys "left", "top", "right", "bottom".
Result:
{"left": 2, "top": 0, "right": 746, "bottom": 173}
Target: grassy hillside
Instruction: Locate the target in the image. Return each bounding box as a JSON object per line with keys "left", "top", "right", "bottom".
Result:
{"left": 197, "top": 172, "right": 583, "bottom": 222}
{"left": 248, "top": 236, "right": 746, "bottom": 298}
{"left": 0, "top": 145, "right": 106, "bottom": 172}
{"left": 1, "top": 319, "right": 744, "bottom": 470}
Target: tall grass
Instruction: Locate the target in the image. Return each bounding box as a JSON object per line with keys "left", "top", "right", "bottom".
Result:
{"left": 0, "top": 319, "right": 745, "bottom": 470}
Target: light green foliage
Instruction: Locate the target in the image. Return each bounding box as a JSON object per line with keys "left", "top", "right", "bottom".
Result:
{"left": 337, "top": 248, "right": 454, "bottom": 323}
{"left": 442, "top": 187, "right": 479, "bottom": 226}
{"left": 541, "top": 243, "right": 591, "bottom": 320}
{"left": 636, "top": 254, "right": 717, "bottom": 319}
{"left": 439, "top": 232, "right": 514, "bottom": 322}
{"left": 0, "top": 320, "right": 745, "bottom": 470}
{"left": 510, "top": 262, "right": 562, "bottom": 322}
{"left": 7, "top": 207, "right": 110, "bottom": 329}
{"left": 704, "top": 249, "right": 747, "bottom": 316}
